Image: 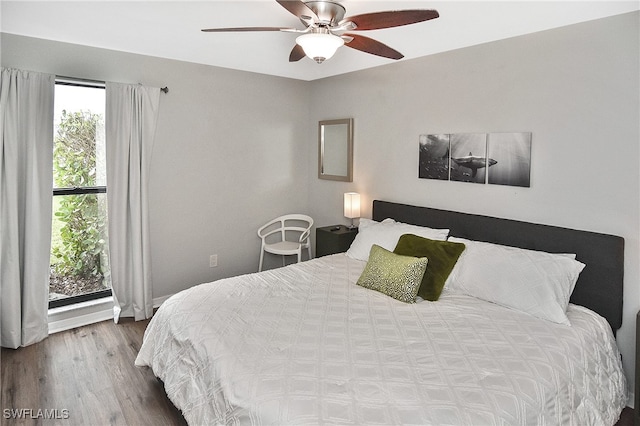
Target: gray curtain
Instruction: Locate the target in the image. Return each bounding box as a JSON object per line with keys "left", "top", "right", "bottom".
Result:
{"left": 106, "top": 82, "right": 160, "bottom": 322}
{"left": 0, "top": 68, "right": 55, "bottom": 348}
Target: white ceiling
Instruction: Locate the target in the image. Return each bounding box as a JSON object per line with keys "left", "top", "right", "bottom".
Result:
{"left": 2, "top": 1, "right": 638, "bottom": 81}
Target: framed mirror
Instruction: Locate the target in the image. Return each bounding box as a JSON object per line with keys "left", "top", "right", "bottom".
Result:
{"left": 318, "top": 118, "right": 353, "bottom": 182}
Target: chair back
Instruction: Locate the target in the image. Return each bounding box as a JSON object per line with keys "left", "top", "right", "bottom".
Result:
{"left": 258, "top": 214, "right": 314, "bottom": 245}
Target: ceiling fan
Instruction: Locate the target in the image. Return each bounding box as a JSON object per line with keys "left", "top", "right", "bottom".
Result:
{"left": 202, "top": 0, "right": 439, "bottom": 64}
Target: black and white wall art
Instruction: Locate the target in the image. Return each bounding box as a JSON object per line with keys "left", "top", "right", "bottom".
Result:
{"left": 449, "top": 133, "right": 491, "bottom": 184}
{"left": 419, "top": 132, "right": 532, "bottom": 188}
{"left": 487, "top": 132, "right": 532, "bottom": 187}
{"left": 418, "top": 134, "right": 449, "bottom": 180}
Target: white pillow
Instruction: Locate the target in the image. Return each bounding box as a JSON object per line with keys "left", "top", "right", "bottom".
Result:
{"left": 346, "top": 218, "right": 449, "bottom": 261}
{"left": 445, "top": 237, "right": 585, "bottom": 325}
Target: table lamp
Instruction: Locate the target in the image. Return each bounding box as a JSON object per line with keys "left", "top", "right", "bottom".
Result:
{"left": 343, "top": 192, "right": 360, "bottom": 229}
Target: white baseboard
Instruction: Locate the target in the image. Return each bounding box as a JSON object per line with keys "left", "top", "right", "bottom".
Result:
{"left": 47, "top": 293, "right": 175, "bottom": 334}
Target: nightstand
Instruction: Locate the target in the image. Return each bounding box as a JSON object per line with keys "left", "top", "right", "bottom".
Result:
{"left": 316, "top": 225, "right": 358, "bottom": 257}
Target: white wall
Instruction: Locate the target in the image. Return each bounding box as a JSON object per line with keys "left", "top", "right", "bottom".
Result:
{"left": 1, "top": 33, "right": 312, "bottom": 296}
{"left": 307, "top": 11, "right": 640, "bottom": 397}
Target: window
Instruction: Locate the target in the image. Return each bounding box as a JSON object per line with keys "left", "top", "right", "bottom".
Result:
{"left": 49, "top": 79, "right": 111, "bottom": 308}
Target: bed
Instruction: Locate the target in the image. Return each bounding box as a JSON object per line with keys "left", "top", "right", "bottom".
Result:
{"left": 135, "top": 200, "right": 628, "bottom": 425}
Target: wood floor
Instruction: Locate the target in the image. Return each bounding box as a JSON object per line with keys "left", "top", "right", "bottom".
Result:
{"left": 1, "top": 319, "right": 186, "bottom": 426}
{"left": 0, "top": 319, "right": 635, "bottom": 426}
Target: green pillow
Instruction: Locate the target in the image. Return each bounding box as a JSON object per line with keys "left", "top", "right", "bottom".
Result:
{"left": 393, "top": 234, "right": 465, "bottom": 301}
{"left": 356, "top": 244, "right": 427, "bottom": 303}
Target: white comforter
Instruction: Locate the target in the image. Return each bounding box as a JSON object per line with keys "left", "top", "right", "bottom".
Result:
{"left": 135, "top": 254, "right": 627, "bottom": 425}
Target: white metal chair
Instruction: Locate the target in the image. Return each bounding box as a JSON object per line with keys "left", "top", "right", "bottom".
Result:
{"left": 258, "top": 214, "right": 314, "bottom": 272}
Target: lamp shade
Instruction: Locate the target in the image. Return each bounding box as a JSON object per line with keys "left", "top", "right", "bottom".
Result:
{"left": 344, "top": 192, "right": 361, "bottom": 219}
{"left": 296, "top": 33, "right": 344, "bottom": 64}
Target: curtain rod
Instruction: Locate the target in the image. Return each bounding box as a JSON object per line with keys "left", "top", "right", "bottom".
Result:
{"left": 56, "top": 75, "right": 168, "bottom": 93}
{"left": 56, "top": 75, "right": 105, "bottom": 88}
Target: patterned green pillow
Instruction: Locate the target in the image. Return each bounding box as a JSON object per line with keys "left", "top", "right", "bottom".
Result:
{"left": 356, "top": 244, "right": 428, "bottom": 303}
{"left": 393, "top": 233, "right": 465, "bottom": 301}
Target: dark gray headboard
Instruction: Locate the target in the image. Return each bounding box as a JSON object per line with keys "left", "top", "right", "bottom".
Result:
{"left": 372, "top": 200, "right": 625, "bottom": 331}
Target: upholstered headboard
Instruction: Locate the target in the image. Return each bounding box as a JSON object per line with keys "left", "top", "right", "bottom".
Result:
{"left": 372, "top": 200, "right": 625, "bottom": 331}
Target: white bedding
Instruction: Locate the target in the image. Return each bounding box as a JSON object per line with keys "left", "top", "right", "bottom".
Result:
{"left": 135, "top": 254, "right": 627, "bottom": 425}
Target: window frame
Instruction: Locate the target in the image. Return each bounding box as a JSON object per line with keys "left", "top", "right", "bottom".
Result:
{"left": 49, "top": 78, "right": 111, "bottom": 310}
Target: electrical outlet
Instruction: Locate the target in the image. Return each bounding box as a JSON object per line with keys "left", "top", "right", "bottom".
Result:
{"left": 209, "top": 254, "right": 218, "bottom": 268}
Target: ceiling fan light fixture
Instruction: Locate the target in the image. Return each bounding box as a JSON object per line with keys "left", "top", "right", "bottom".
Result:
{"left": 295, "top": 32, "right": 344, "bottom": 64}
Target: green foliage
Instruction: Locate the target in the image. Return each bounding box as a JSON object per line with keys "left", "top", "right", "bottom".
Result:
{"left": 53, "top": 110, "right": 99, "bottom": 188}
{"left": 52, "top": 110, "right": 107, "bottom": 278}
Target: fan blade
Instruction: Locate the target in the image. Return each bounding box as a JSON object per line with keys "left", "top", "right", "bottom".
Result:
{"left": 289, "top": 44, "right": 306, "bottom": 62}
{"left": 341, "top": 10, "right": 439, "bottom": 31}
{"left": 344, "top": 34, "right": 403, "bottom": 60}
{"left": 276, "top": 0, "right": 318, "bottom": 22}
{"left": 202, "top": 27, "right": 296, "bottom": 32}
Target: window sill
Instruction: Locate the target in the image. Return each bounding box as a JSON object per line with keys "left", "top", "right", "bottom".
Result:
{"left": 48, "top": 296, "right": 114, "bottom": 334}
{"left": 47, "top": 294, "right": 174, "bottom": 334}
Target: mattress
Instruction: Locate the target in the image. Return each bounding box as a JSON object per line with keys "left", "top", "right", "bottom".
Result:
{"left": 135, "top": 253, "right": 628, "bottom": 425}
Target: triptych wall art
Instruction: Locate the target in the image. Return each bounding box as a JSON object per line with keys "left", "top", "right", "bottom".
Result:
{"left": 418, "top": 132, "right": 532, "bottom": 187}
